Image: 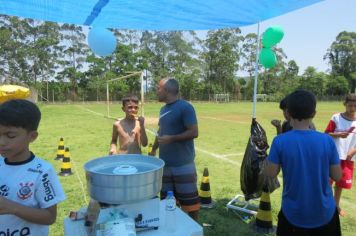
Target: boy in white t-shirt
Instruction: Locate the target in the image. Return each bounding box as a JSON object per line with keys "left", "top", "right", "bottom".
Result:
{"left": 0, "top": 99, "right": 66, "bottom": 236}
{"left": 325, "top": 93, "right": 356, "bottom": 217}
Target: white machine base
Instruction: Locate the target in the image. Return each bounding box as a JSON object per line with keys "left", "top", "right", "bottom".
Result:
{"left": 64, "top": 200, "right": 203, "bottom": 236}
{"left": 96, "top": 197, "right": 160, "bottom": 230}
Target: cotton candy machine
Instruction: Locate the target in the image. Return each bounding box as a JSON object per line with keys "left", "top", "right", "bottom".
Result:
{"left": 83, "top": 154, "right": 164, "bottom": 235}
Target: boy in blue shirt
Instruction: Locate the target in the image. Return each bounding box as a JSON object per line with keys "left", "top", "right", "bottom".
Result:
{"left": 265, "top": 90, "right": 342, "bottom": 235}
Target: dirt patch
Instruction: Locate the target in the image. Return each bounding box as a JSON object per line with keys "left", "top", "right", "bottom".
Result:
{"left": 144, "top": 117, "right": 159, "bottom": 125}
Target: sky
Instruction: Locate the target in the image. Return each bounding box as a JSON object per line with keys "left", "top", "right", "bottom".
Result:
{"left": 78, "top": 0, "right": 355, "bottom": 76}
{"left": 237, "top": 0, "right": 356, "bottom": 74}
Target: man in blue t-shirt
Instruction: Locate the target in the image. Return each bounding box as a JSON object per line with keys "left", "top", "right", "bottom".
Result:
{"left": 265, "top": 89, "right": 342, "bottom": 235}
{"left": 149, "top": 78, "right": 200, "bottom": 221}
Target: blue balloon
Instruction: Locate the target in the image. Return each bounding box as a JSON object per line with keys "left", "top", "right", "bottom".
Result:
{"left": 88, "top": 28, "right": 117, "bottom": 57}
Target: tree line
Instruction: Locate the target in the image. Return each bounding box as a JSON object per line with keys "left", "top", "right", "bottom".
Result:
{"left": 0, "top": 15, "right": 355, "bottom": 102}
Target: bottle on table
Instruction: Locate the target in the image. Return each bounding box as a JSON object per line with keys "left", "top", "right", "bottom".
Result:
{"left": 165, "top": 190, "right": 176, "bottom": 232}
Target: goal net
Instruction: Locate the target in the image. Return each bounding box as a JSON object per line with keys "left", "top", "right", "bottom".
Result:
{"left": 106, "top": 71, "right": 144, "bottom": 119}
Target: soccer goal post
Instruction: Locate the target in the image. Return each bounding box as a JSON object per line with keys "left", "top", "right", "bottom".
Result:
{"left": 106, "top": 71, "right": 144, "bottom": 118}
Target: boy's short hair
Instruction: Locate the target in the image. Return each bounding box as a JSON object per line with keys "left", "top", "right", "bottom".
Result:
{"left": 344, "top": 93, "right": 356, "bottom": 104}
{"left": 287, "top": 90, "right": 316, "bottom": 121}
{"left": 279, "top": 95, "right": 289, "bottom": 110}
{"left": 0, "top": 99, "right": 41, "bottom": 131}
{"left": 122, "top": 95, "right": 139, "bottom": 106}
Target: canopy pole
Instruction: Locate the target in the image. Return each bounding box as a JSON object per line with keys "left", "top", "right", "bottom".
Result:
{"left": 106, "top": 81, "right": 109, "bottom": 117}
{"left": 252, "top": 23, "right": 261, "bottom": 119}
{"left": 140, "top": 71, "right": 144, "bottom": 117}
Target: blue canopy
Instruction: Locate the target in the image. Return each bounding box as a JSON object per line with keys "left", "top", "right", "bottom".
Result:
{"left": 0, "top": 0, "right": 322, "bottom": 30}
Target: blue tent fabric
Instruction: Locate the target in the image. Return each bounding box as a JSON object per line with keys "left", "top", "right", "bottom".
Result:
{"left": 0, "top": 0, "right": 322, "bottom": 30}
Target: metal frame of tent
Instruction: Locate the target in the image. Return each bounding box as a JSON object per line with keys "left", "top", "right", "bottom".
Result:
{"left": 226, "top": 23, "right": 261, "bottom": 218}
{"left": 0, "top": 0, "right": 322, "bottom": 225}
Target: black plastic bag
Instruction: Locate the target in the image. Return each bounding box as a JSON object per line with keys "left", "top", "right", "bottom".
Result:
{"left": 240, "top": 119, "right": 280, "bottom": 201}
{"left": 261, "top": 158, "right": 281, "bottom": 194}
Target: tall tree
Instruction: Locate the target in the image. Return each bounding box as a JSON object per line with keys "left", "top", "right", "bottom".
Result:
{"left": 325, "top": 75, "right": 349, "bottom": 96}
{"left": 275, "top": 59, "right": 301, "bottom": 96}
{"left": 26, "top": 20, "right": 62, "bottom": 98}
{"left": 139, "top": 31, "right": 200, "bottom": 99}
{"left": 0, "top": 16, "right": 30, "bottom": 83}
{"left": 299, "top": 67, "right": 327, "bottom": 97}
{"left": 258, "top": 46, "right": 288, "bottom": 96}
{"left": 59, "top": 24, "right": 89, "bottom": 100}
{"left": 166, "top": 31, "right": 201, "bottom": 99}
{"left": 325, "top": 31, "right": 356, "bottom": 92}
{"left": 203, "top": 29, "right": 243, "bottom": 95}
{"left": 285, "top": 60, "right": 299, "bottom": 79}
{"left": 240, "top": 33, "right": 258, "bottom": 78}
{"left": 141, "top": 31, "right": 170, "bottom": 80}
{"left": 0, "top": 22, "right": 16, "bottom": 80}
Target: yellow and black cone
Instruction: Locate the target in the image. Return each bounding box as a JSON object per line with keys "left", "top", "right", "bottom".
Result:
{"left": 55, "top": 137, "right": 65, "bottom": 161}
{"left": 199, "top": 168, "right": 214, "bottom": 208}
{"left": 253, "top": 191, "right": 276, "bottom": 233}
{"left": 59, "top": 147, "right": 73, "bottom": 176}
{"left": 147, "top": 143, "right": 153, "bottom": 155}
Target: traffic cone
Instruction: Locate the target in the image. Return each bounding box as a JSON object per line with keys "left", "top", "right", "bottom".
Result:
{"left": 199, "top": 168, "right": 214, "bottom": 208}
{"left": 253, "top": 191, "right": 276, "bottom": 233}
{"left": 147, "top": 143, "right": 153, "bottom": 155}
{"left": 55, "top": 137, "right": 65, "bottom": 160}
{"left": 59, "top": 147, "right": 73, "bottom": 176}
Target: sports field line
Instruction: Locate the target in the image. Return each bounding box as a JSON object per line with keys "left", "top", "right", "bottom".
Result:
{"left": 69, "top": 156, "right": 88, "bottom": 206}
{"left": 146, "top": 127, "right": 243, "bottom": 161}
{"left": 76, "top": 106, "right": 355, "bottom": 210}
{"left": 221, "top": 153, "right": 244, "bottom": 157}
{"left": 76, "top": 105, "right": 106, "bottom": 117}
{"left": 200, "top": 116, "right": 250, "bottom": 124}
{"left": 195, "top": 147, "right": 242, "bottom": 166}
{"left": 76, "top": 105, "right": 121, "bottom": 121}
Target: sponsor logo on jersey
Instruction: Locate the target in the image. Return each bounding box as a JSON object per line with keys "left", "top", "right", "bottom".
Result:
{"left": 27, "top": 168, "right": 43, "bottom": 174}
{"left": 42, "top": 173, "right": 55, "bottom": 202}
{"left": 0, "top": 184, "right": 9, "bottom": 197}
{"left": 27, "top": 163, "right": 43, "bottom": 174}
{"left": 0, "top": 227, "right": 30, "bottom": 236}
{"left": 17, "top": 182, "right": 34, "bottom": 200}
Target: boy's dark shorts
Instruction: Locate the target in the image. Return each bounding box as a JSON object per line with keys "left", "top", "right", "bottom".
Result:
{"left": 276, "top": 208, "right": 341, "bottom": 236}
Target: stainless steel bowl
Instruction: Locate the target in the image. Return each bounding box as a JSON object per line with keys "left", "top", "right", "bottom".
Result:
{"left": 84, "top": 154, "right": 164, "bottom": 204}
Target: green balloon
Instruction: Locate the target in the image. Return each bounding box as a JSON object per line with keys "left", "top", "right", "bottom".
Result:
{"left": 259, "top": 48, "right": 277, "bottom": 68}
{"left": 262, "top": 26, "right": 284, "bottom": 48}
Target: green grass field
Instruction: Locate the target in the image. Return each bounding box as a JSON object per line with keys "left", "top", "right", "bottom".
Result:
{"left": 31, "top": 101, "right": 356, "bottom": 236}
